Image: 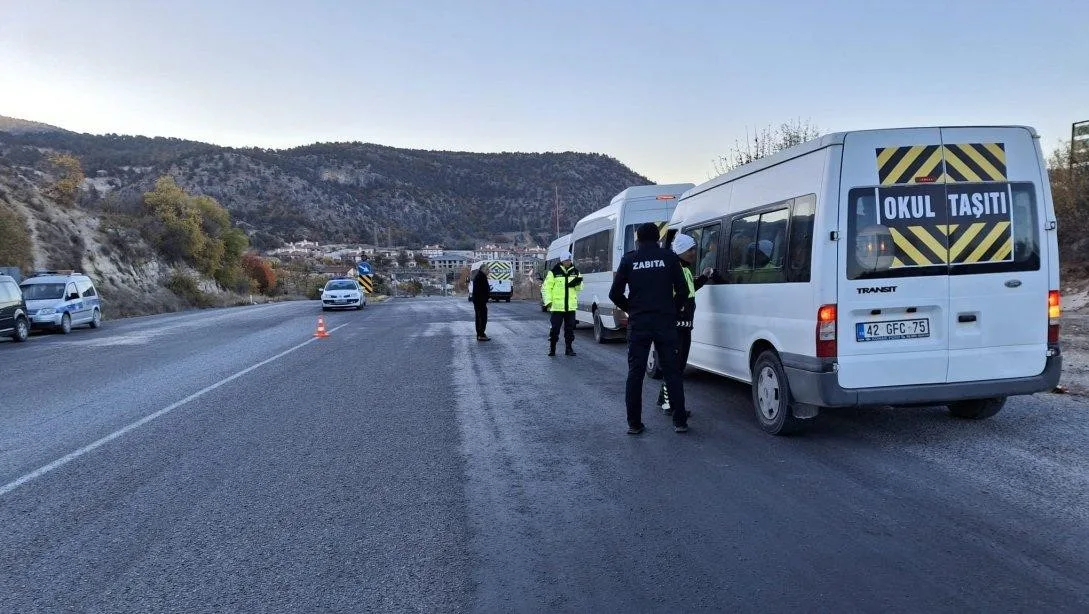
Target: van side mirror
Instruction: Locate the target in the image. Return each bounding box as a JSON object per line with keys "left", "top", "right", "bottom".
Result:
{"left": 68, "top": 292, "right": 80, "bottom": 301}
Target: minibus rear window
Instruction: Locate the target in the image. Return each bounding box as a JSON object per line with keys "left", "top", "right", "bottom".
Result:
{"left": 846, "top": 182, "right": 1040, "bottom": 279}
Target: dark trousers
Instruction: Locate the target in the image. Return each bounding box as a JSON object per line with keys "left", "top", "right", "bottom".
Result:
{"left": 627, "top": 316, "right": 686, "bottom": 428}
{"left": 658, "top": 327, "right": 693, "bottom": 407}
{"left": 549, "top": 311, "right": 576, "bottom": 345}
{"left": 473, "top": 301, "right": 488, "bottom": 337}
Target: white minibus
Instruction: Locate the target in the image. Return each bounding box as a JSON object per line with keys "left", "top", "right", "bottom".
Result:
{"left": 666, "top": 126, "right": 1061, "bottom": 434}
{"left": 570, "top": 183, "right": 694, "bottom": 342}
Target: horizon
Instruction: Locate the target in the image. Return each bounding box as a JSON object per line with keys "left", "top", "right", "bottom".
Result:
{"left": 2, "top": 1, "right": 1087, "bottom": 183}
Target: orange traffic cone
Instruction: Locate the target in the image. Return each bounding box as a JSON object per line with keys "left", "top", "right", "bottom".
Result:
{"left": 314, "top": 315, "right": 330, "bottom": 338}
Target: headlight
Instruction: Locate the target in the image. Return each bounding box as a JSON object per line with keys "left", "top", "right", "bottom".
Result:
{"left": 37, "top": 308, "right": 56, "bottom": 315}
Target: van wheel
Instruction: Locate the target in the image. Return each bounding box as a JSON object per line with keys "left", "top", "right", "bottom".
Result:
{"left": 59, "top": 313, "right": 72, "bottom": 335}
{"left": 12, "top": 316, "right": 29, "bottom": 342}
{"left": 593, "top": 312, "right": 609, "bottom": 344}
{"left": 948, "top": 397, "right": 1006, "bottom": 420}
{"left": 647, "top": 344, "right": 663, "bottom": 380}
{"left": 752, "top": 351, "right": 802, "bottom": 435}
{"left": 90, "top": 308, "right": 102, "bottom": 329}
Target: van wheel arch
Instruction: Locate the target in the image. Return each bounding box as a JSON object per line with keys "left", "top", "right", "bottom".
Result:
{"left": 748, "top": 339, "right": 778, "bottom": 378}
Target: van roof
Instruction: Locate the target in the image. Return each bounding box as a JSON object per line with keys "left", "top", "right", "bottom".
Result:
{"left": 576, "top": 183, "right": 696, "bottom": 228}
{"left": 683, "top": 125, "right": 1038, "bottom": 200}
{"left": 609, "top": 183, "right": 696, "bottom": 205}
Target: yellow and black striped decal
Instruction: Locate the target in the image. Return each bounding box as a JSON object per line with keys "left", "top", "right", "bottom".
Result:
{"left": 874, "top": 184, "right": 1014, "bottom": 268}
{"left": 942, "top": 143, "right": 1006, "bottom": 183}
{"left": 488, "top": 261, "right": 513, "bottom": 281}
{"left": 944, "top": 184, "right": 1013, "bottom": 264}
{"left": 877, "top": 143, "right": 1006, "bottom": 185}
{"left": 877, "top": 144, "right": 945, "bottom": 185}
{"left": 357, "top": 274, "right": 374, "bottom": 293}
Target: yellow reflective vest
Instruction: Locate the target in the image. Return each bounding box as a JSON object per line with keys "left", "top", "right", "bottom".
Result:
{"left": 541, "top": 264, "right": 582, "bottom": 312}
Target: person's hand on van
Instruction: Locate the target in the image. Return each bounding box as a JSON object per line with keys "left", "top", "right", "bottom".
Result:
{"left": 702, "top": 267, "right": 714, "bottom": 278}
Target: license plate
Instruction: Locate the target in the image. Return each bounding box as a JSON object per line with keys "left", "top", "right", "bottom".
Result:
{"left": 856, "top": 318, "right": 930, "bottom": 342}
{"left": 334, "top": 299, "right": 348, "bottom": 304}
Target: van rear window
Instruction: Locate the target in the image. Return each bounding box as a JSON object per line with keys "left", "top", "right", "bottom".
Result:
{"left": 847, "top": 182, "right": 1040, "bottom": 279}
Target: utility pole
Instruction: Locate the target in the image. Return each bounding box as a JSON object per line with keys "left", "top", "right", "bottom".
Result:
{"left": 553, "top": 184, "right": 560, "bottom": 236}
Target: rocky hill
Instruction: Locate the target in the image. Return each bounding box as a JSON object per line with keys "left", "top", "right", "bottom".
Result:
{"left": 0, "top": 117, "right": 652, "bottom": 248}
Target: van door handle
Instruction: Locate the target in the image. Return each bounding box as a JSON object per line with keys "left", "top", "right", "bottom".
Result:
{"left": 958, "top": 314, "right": 977, "bottom": 323}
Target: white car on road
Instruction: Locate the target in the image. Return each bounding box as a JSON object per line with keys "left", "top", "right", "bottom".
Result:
{"left": 321, "top": 279, "right": 366, "bottom": 311}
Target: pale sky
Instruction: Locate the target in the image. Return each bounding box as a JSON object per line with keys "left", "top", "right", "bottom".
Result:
{"left": 1, "top": 0, "right": 1086, "bottom": 183}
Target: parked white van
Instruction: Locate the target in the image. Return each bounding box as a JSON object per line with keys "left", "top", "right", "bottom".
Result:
{"left": 666, "top": 126, "right": 1061, "bottom": 435}
{"left": 571, "top": 183, "right": 694, "bottom": 342}
{"left": 469, "top": 260, "right": 514, "bottom": 302}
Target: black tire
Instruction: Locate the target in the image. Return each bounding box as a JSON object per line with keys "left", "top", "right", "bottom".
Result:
{"left": 89, "top": 308, "right": 102, "bottom": 329}
{"left": 751, "top": 350, "right": 803, "bottom": 436}
{"left": 322, "top": 307, "right": 330, "bottom": 312}
{"left": 59, "top": 313, "right": 72, "bottom": 335}
{"left": 505, "top": 298, "right": 510, "bottom": 303}
{"left": 948, "top": 397, "right": 1006, "bottom": 420}
{"left": 12, "top": 316, "right": 29, "bottom": 342}
{"left": 647, "top": 344, "right": 664, "bottom": 380}
{"left": 593, "top": 312, "right": 609, "bottom": 344}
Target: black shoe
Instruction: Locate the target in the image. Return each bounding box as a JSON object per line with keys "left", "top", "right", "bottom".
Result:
{"left": 674, "top": 424, "right": 689, "bottom": 433}
{"left": 565, "top": 347, "right": 576, "bottom": 356}
{"left": 477, "top": 335, "right": 490, "bottom": 341}
{"left": 627, "top": 424, "right": 645, "bottom": 435}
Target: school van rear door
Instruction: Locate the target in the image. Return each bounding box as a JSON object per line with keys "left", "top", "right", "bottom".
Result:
{"left": 939, "top": 127, "right": 1048, "bottom": 382}
{"left": 838, "top": 128, "right": 950, "bottom": 389}
{"left": 837, "top": 127, "right": 1049, "bottom": 390}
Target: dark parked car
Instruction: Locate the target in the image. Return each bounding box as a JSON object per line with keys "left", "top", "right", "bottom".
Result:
{"left": 0, "top": 274, "right": 30, "bottom": 343}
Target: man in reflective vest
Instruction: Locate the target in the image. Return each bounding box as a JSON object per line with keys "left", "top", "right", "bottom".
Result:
{"left": 541, "top": 252, "right": 583, "bottom": 356}
{"left": 658, "top": 233, "right": 716, "bottom": 413}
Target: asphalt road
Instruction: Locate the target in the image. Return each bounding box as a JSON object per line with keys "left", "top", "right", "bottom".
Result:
{"left": 1, "top": 298, "right": 1086, "bottom": 613}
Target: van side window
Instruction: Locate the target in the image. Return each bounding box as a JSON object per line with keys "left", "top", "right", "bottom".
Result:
{"left": 66, "top": 283, "right": 78, "bottom": 299}
{"left": 750, "top": 208, "right": 789, "bottom": 283}
{"left": 77, "top": 279, "right": 96, "bottom": 297}
{"left": 726, "top": 214, "right": 759, "bottom": 283}
{"left": 573, "top": 229, "right": 613, "bottom": 274}
{"left": 81, "top": 284, "right": 97, "bottom": 298}
{"left": 683, "top": 223, "right": 723, "bottom": 284}
{"left": 786, "top": 194, "right": 816, "bottom": 282}
{"left": 0, "top": 282, "right": 14, "bottom": 303}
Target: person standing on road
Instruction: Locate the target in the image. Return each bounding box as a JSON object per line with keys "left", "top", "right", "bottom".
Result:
{"left": 541, "top": 252, "right": 583, "bottom": 357}
{"left": 470, "top": 263, "right": 491, "bottom": 341}
{"left": 657, "top": 233, "right": 717, "bottom": 414}
{"left": 608, "top": 223, "right": 689, "bottom": 434}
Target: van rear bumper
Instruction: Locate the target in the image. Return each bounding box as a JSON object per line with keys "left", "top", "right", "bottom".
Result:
{"left": 782, "top": 349, "right": 1063, "bottom": 408}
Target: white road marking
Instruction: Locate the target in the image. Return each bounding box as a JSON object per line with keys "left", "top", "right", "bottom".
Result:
{"left": 0, "top": 323, "right": 350, "bottom": 498}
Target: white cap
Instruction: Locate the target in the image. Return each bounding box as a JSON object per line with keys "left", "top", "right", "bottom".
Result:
{"left": 560, "top": 251, "right": 573, "bottom": 260}
{"left": 672, "top": 233, "right": 696, "bottom": 255}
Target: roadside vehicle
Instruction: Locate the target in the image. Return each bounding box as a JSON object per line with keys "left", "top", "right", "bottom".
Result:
{"left": 570, "top": 183, "right": 694, "bottom": 342}
{"left": 540, "top": 234, "right": 572, "bottom": 311}
{"left": 20, "top": 271, "right": 103, "bottom": 334}
{"left": 469, "top": 260, "right": 513, "bottom": 302}
{"left": 321, "top": 278, "right": 366, "bottom": 310}
{"left": 0, "top": 274, "right": 30, "bottom": 343}
{"left": 665, "top": 126, "right": 1061, "bottom": 434}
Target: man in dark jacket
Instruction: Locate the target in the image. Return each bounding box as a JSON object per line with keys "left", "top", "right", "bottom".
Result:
{"left": 470, "top": 263, "right": 491, "bottom": 341}
{"left": 608, "top": 223, "right": 689, "bottom": 434}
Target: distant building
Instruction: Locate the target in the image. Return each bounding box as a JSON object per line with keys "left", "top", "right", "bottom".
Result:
{"left": 427, "top": 253, "right": 473, "bottom": 271}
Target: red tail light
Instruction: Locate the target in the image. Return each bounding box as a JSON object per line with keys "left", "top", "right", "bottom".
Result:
{"left": 817, "top": 304, "right": 837, "bottom": 358}
{"left": 1048, "top": 290, "right": 1061, "bottom": 344}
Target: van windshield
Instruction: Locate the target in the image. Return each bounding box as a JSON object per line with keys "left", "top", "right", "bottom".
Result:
{"left": 847, "top": 182, "right": 1040, "bottom": 279}
{"left": 20, "top": 283, "right": 66, "bottom": 300}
